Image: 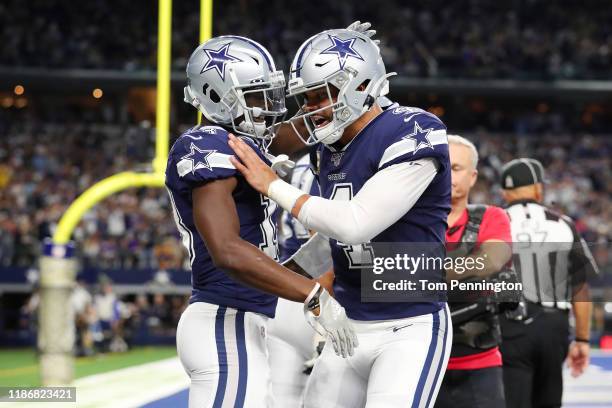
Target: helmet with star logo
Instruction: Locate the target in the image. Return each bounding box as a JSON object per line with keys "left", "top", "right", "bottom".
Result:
{"left": 286, "top": 29, "right": 395, "bottom": 146}
{"left": 184, "top": 36, "right": 287, "bottom": 146}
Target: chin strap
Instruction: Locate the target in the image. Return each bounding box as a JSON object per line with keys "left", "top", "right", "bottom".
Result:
{"left": 313, "top": 122, "right": 344, "bottom": 145}
{"left": 264, "top": 152, "right": 296, "bottom": 177}
{"left": 237, "top": 119, "right": 267, "bottom": 138}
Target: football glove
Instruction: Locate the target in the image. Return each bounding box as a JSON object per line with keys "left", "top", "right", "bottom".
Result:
{"left": 304, "top": 283, "right": 358, "bottom": 358}
{"left": 346, "top": 20, "right": 379, "bottom": 45}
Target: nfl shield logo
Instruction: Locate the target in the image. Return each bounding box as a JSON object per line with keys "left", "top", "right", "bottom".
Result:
{"left": 331, "top": 152, "right": 344, "bottom": 167}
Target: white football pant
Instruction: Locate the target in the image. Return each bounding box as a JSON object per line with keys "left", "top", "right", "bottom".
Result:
{"left": 303, "top": 304, "right": 452, "bottom": 408}
{"left": 176, "top": 302, "right": 272, "bottom": 408}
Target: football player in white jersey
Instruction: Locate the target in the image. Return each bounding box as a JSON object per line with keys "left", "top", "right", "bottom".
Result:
{"left": 229, "top": 28, "right": 453, "bottom": 407}
{"left": 266, "top": 22, "right": 383, "bottom": 408}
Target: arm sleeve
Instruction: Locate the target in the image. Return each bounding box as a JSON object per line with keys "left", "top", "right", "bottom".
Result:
{"left": 297, "top": 158, "right": 438, "bottom": 244}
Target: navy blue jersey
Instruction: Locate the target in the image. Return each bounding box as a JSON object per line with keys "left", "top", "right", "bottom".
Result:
{"left": 278, "top": 155, "right": 321, "bottom": 261}
{"left": 317, "top": 106, "right": 451, "bottom": 320}
{"left": 165, "top": 125, "right": 279, "bottom": 317}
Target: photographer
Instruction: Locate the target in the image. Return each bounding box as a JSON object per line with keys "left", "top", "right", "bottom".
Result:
{"left": 435, "top": 135, "right": 513, "bottom": 408}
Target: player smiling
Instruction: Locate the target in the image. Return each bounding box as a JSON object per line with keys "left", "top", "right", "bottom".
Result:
{"left": 229, "top": 28, "right": 453, "bottom": 408}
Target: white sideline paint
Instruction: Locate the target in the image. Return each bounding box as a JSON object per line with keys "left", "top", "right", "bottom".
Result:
{"left": 562, "top": 356, "right": 612, "bottom": 406}
{"left": 1, "top": 357, "right": 188, "bottom": 408}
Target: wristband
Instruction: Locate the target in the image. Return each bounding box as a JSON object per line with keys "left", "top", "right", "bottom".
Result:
{"left": 574, "top": 337, "right": 590, "bottom": 344}
{"left": 267, "top": 179, "right": 305, "bottom": 212}
{"left": 304, "top": 282, "right": 322, "bottom": 311}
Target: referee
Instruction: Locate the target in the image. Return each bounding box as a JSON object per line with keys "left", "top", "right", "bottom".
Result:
{"left": 499, "top": 158, "right": 598, "bottom": 408}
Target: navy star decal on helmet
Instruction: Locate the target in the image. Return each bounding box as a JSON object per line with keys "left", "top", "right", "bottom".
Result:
{"left": 286, "top": 29, "right": 396, "bottom": 145}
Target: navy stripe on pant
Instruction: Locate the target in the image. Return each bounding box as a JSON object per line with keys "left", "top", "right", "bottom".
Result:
{"left": 425, "top": 306, "right": 449, "bottom": 407}
{"left": 213, "top": 306, "right": 228, "bottom": 408}
{"left": 234, "top": 311, "right": 248, "bottom": 408}
{"left": 412, "top": 310, "right": 441, "bottom": 408}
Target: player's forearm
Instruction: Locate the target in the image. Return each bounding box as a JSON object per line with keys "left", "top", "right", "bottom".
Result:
{"left": 572, "top": 286, "right": 592, "bottom": 340}
{"left": 316, "top": 268, "right": 335, "bottom": 295}
{"left": 215, "top": 239, "right": 315, "bottom": 302}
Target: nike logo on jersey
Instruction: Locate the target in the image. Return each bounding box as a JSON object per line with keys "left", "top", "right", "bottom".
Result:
{"left": 392, "top": 323, "right": 413, "bottom": 332}
{"left": 184, "top": 134, "right": 203, "bottom": 140}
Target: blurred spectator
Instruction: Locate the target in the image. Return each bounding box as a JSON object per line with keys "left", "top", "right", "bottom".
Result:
{"left": 170, "top": 295, "right": 187, "bottom": 328}
{"left": 153, "top": 236, "right": 185, "bottom": 270}
{"left": 94, "top": 278, "right": 127, "bottom": 352}
{"left": 18, "top": 288, "right": 39, "bottom": 332}
{"left": 72, "top": 278, "right": 94, "bottom": 356}
{"left": 148, "top": 293, "right": 173, "bottom": 335}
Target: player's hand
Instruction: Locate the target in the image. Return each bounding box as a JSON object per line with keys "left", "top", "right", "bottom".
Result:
{"left": 228, "top": 133, "right": 279, "bottom": 195}
{"left": 567, "top": 341, "right": 590, "bottom": 377}
{"left": 304, "top": 284, "right": 358, "bottom": 358}
{"left": 346, "top": 20, "right": 379, "bottom": 45}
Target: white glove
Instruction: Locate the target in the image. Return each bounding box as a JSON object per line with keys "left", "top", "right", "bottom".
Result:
{"left": 304, "top": 283, "right": 358, "bottom": 358}
{"left": 267, "top": 153, "right": 296, "bottom": 177}
{"left": 346, "top": 20, "right": 379, "bottom": 45}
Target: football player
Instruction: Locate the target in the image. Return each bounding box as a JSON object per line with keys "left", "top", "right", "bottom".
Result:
{"left": 228, "top": 29, "right": 453, "bottom": 407}
{"left": 267, "top": 22, "right": 385, "bottom": 408}
{"left": 167, "top": 36, "right": 357, "bottom": 408}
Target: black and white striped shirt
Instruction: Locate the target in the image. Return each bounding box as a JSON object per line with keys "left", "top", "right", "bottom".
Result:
{"left": 505, "top": 200, "right": 598, "bottom": 310}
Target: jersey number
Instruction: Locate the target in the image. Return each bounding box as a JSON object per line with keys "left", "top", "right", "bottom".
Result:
{"left": 330, "top": 183, "right": 374, "bottom": 268}
{"left": 259, "top": 194, "right": 279, "bottom": 261}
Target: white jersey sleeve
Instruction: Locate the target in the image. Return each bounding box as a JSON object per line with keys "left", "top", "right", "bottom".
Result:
{"left": 297, "top": 158, "right": 438, "bottom": 244}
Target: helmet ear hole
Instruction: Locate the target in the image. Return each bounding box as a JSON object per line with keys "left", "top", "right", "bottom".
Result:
{"left": 356, "top": 79, "right": 369, "bottom": 92}
{"left": 209, "top": 89, "right": 221, "bottom": 103}
{"left": 202, "top": 83, "right": 209, "bottom": 95}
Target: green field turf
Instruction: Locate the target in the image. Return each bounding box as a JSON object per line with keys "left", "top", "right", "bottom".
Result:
{"left": 0, "top": 346, "right": 177, "bottom": 387}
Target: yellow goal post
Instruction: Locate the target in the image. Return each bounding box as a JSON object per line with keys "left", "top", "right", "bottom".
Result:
{"left": 39, "top": 0, "right": 213, "bottom": 386}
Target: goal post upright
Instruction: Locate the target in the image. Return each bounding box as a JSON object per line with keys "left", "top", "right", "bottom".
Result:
{"left": 38, "top": 0, "right": 174, "bottom": 386}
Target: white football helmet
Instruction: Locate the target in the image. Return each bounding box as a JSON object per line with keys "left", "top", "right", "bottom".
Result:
{"left": 286, "top": 29, "right": 395, "bottom": 145}
{"left": 184, "top": 36, "right": 287, "bottom": 145}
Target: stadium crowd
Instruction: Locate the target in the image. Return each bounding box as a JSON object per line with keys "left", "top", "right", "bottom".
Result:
{"left": 1, "top": 0, "right": 611, "bottom": 79}
{"left": 0, "top": 112, "right": 609, "bottom": 270}
{"left": 0, "top": 111, "right": 187, "bottom": 269}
